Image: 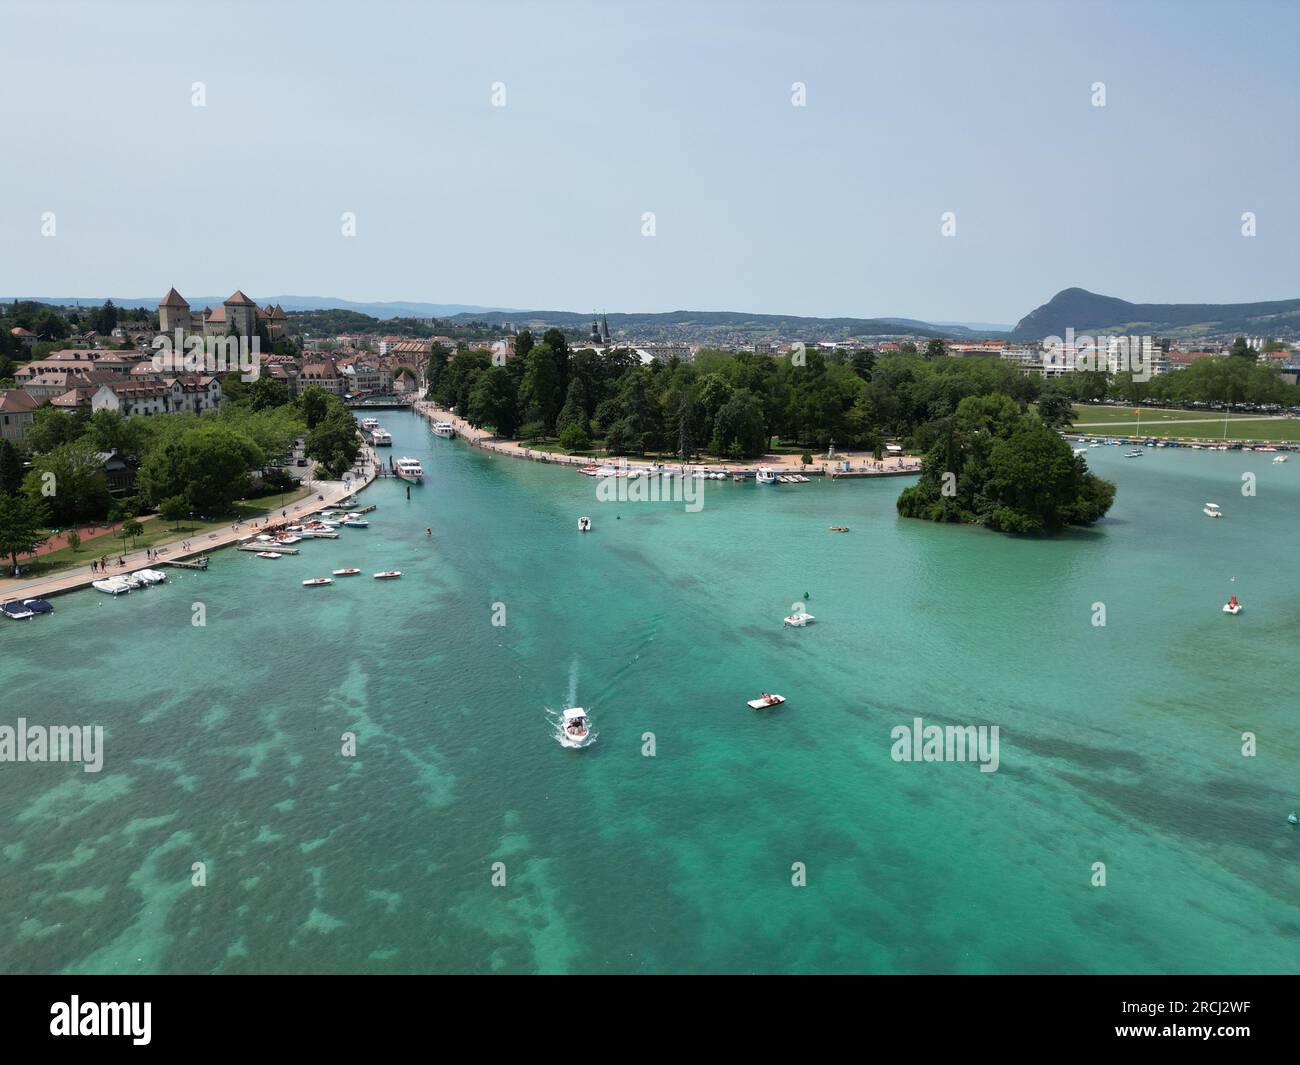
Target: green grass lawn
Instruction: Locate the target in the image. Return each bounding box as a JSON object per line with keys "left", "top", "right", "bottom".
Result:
{"left": 24, "top": 485, "right": 314, "bottom": 575}
{"left": 1071, "top": 406, "right": 1300, "bottom": 441}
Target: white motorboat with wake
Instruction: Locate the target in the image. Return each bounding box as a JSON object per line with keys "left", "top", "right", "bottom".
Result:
{"left": 556, "top": 707, "right": 595, "bottom": 748}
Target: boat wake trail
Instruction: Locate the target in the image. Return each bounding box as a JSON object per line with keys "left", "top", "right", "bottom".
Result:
{"left": 567, "top": 657, "right": 580, "bottom": 709}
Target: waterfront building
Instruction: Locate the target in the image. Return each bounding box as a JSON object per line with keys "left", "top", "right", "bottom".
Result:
{"left": 302, "top": 359, "right": 344, "bottom": 395}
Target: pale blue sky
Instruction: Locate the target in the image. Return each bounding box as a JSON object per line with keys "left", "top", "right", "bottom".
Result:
{"left": 1, "top": 0, "right": 1296, "bottom": 323}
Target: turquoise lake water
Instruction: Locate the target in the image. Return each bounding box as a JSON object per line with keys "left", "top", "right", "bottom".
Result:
{"left": 1, "top": 412, "right": 1298, "bottom": 974}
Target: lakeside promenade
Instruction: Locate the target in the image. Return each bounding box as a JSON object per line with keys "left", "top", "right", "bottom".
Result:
{"left": 414, "top": 400, "right": 923, "bottom": 477}
{"left": 0, "top": 449, "right": 379, "bottom": 603}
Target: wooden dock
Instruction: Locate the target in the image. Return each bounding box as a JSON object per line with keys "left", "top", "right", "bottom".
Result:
{"left": 165, "top": 557, "right": 210, "bottom": 570}
{"left": 237, "top": 544, "right": 300, "bottom": 555}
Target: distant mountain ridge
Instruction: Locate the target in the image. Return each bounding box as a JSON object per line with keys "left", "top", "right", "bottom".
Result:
{"left": 438, "top": 308, "right": 971, "bottom": 341}
{"left": 11, "top": 296, "right": 528, "bottom": 319}
{"left": 5, "top": 296, "right": 998, "bottom": 341}
{"left": 13, "top": 289, "right": 1298, "bottom": 343}
{"left": 1010, "top": 287, "right": 1300, "bottom": 341}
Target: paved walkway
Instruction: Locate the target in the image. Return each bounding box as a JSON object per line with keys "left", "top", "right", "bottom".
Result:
{"left": 0, "top": 451, "right": 378, "bottom": 603}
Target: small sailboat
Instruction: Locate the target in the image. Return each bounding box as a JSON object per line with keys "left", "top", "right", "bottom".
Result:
{"left": 577, "top": 516, "right": 592, "bottom": 532}
{"left": 302, "top": 578, "right": 333, "bottom": 587}
{"left": 331, "top": 567, "right": 361, "bottom": 577}
{"left": 747, "top": 692, "right": 786, "bottom": 710}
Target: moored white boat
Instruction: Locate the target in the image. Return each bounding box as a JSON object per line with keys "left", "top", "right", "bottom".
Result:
{"left": 371, "top": 427, "right": 393, "bottom": 446}
{"left": 92, "top": 576, "right": 132, "bottom": 595}
{"left": 2, "top": 597, "right": 53, "bottom": 619}
{"left": 342, "top": 519, "right": 370, "bottom": 529}
{"left": 256, "top": 551, "right": 282, "bottom": 560}
{"left": 394, "top": 457, "right": 424, "bottom": 483}
{"left": 135, "top": 569, "right": 168, "bottom": 585}
{"left": 432, "top": 421, "right": 455, "bottom": 437}
{"left": 756, "top": 467, "right": 778, "bottom": 484}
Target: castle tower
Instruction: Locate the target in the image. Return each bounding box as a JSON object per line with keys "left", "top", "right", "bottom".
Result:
{"left": 224, "top": 290, "right": 258, "bottom": 338}
{"left": 159, "top": 287, "right": 192, "bottom": 335}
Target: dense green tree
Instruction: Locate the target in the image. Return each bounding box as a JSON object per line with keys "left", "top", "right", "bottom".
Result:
{"left": 0, "top": 439, "right": 24, "bottom": 495}
{"left": 557, "top": 423, "right": 591, "bottom": 452}
{"left": 713, "top": 388, "right": 767, "bottom": 458}
{"left": 1228, "top": 336, "right": 1257, "bottom": 360}
{"left": 89, "top": 300, "right": 119, "bottom": 334}
{"left": 467, "top": 366, "right": 520, "bottom": 437}
{"left": 1036, "top": 384, "right": 1076, "bottom": 430}
{"left": 898, "top": 395, "right": 1115, "bottom": 534}
{"left": 0, "top": 492, "right": 48, "bottom": 573}
{"left": 22, "top": 439, "right": 113, "bottom": 525}
{"left": 518, "top": 344, "right": 564, "bottom": 432}
{"left": 555, "top": 378, "right": 591, "bottom": 437}
{"left": 119, "top": 518, "right": 144, "bottom": 549}
{"left": 25, "top": 406, "right": 85, "bottom": 454}
{"left": 160, "top": 495, "right": 188, "bottom": 530}
{"left": 300, "top": 387, "right": 330, "bottom": 429}
{"left": 303, "top": 406, "right": 360, "bottom": 480}
{"left": 243, "top": 375, "right": 291, "bottom": 412}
